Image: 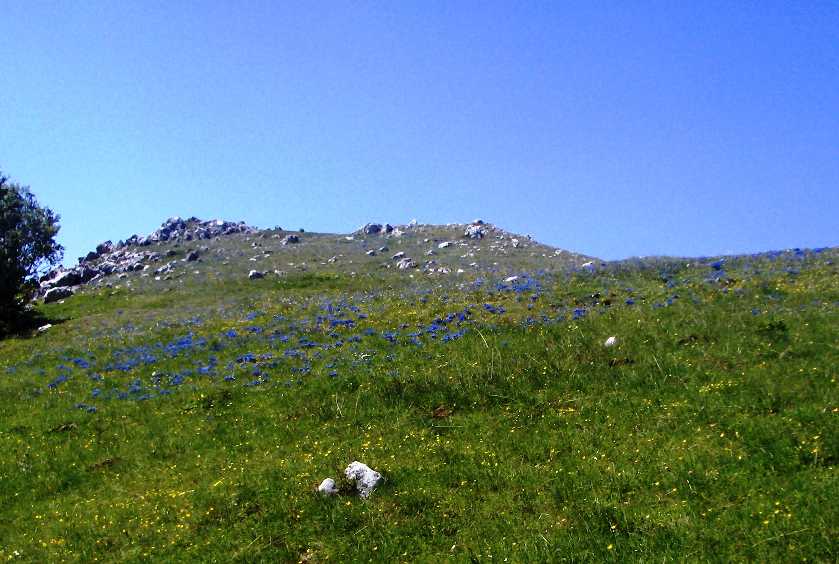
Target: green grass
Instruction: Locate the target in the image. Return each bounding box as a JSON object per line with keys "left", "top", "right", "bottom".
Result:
{"left": 0, "top": 249, "right": 836, "bottom": 562}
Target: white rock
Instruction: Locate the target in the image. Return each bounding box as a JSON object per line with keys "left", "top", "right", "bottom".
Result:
{"left": 604, "top": 336, "right": 618, "bottom": 347}
{"left": 248, "top": 270, "right": 264, "bottom": 280}
{"left": 581, "top": 261, "right": 594, "bottom": 269}
{"left": 318, "top": 478, "right": 338, "bottom": 496}
{"left": 344, "top": 461, "right": 383, "bottom": 499}
{"left": 438, "top": 241, "right": 452, "bottom": 249}
{"left": 37, "top": 324, "right": 52, "bottom": 333}
{"left": 504, "top": 276, "right": 519, "bottom": 283}
{"left": 464, "top": 224, "right": 484, "bottom": 239}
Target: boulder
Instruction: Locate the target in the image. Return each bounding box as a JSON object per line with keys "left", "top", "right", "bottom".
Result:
{"left": 58, "top": 269, "right": 84, "bottom": 287}
{"left": 155, "top": 263, "right": 175, "bottom": 275}
{"left": 438, "top": 241, "right": 452, "bottom": 249}
{"left": 281, "top": 234, "right": 300, "bottom": 245}
{"left": 362, "top": 223, "right": 382, "bottom": 235}
{"left": 344, "top": 461, "right": 383, "bottom": 499}
{"left": 96, "top": 240, "right": 114, "bottom": 255}
{"left": 397, "top": 257, "right": 417, "bottom": 270}
{"left": 248, "top": 270, "right": 264, "bottom": 280}
{"left": 186, "top": 250, "right": 200, "bottom": 262}
{"left": 78, "top": 266, "right": 98, "bottom": 283}
{"left": 464, "top": 224, "right": 485, "bottom": 239}
{"left": 44, "top": 287, "right": 73, "bottom": 303}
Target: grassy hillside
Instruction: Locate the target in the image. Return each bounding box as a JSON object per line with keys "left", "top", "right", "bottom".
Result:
{"left": 0, "top": 231, "right": 836, "bottom": 562}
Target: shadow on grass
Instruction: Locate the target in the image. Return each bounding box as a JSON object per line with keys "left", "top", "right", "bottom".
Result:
{"left": 0, "top": 307, "right": 69, "bottom": 339}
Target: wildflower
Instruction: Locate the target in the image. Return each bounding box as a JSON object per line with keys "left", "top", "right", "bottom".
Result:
{"left": 47, "top": 374, "right": 68, "bottom": 389}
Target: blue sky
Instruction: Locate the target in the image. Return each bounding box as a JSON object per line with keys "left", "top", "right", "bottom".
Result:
{"left": 2, "top": 1, "right": 837, "bottom": 262}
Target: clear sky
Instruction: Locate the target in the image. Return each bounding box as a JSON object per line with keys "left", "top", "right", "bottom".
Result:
{"left": 2, "top": 1, "right": 837, "bottom": 262}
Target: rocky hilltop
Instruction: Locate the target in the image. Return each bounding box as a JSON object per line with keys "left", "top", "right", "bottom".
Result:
{"left": 39, "top": 217, "right": 256, "bottom": 302}
{"left": 37, "top": 217, "right": 595, "bottom": 303}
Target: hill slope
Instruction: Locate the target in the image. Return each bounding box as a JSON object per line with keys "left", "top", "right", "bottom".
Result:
{"left": 1, "top": 222, "right": 836, "bottom": 562}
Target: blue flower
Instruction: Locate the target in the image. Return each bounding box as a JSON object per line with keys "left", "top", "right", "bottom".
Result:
{"left": 48, "top": 374, "right": 68, "bottom": 389}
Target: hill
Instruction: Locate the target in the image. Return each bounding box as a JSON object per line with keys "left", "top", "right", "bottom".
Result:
{"left": 0, "top": 219, "right": 836, "bottom": 562}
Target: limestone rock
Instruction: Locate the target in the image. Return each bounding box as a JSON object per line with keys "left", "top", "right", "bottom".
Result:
{"left": 44, "top": 287, "right": 74, "bottom": 303}
{"left": 318, "top": 478, "right": 338, "bottom": 496}
{"left": 344, "top": 461, "right": 383, "bottom": 499}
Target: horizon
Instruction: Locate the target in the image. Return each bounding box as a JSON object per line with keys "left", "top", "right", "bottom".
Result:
{"left": 3, "top": 2, "right": 838, "bottom": 263}
{"left": 26, "top": 211, "right": 839, "bottom": 267}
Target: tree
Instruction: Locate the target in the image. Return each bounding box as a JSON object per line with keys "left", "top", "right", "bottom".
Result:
{"left": 0, "top": 170, "right": 63, "bottom": 333}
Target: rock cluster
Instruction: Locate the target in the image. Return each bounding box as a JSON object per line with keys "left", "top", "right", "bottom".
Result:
{"left": 318, "top": 461, "right": 383, "bottom": 499}
{"left": 118, "top": 217, "right": 253, "bottom": 249}
{"left": 359, "top": 223, "right": 394, "bottom": 235}
{"left": 38, "top": 217, "right": 256, "bottom": 302}
{"left": 464, "top": 222, "right": 485, "bottom": 239}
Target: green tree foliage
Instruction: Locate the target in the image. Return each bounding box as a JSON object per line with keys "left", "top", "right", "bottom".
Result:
{"left": 0, "top": 171, "right": 63, "bottom": 332}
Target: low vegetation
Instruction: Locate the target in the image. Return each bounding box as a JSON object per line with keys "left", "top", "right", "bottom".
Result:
{"left": 0, "top": 236, "right": 836, "bottom": 561}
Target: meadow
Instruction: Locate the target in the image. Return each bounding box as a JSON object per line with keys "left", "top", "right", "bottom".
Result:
{"left": 0, "top": 237, "right": 836, "bottom": 562}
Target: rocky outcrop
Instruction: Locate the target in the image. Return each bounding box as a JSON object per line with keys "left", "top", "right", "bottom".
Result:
{"left": 44, "top": 287, "right": 73, "bottom": 303}
{"left": 119, "top": 217, "right": 253, "bottom": 248}
{"left": 464, "top": 223, "right": 485, "bottom": 239}
{"left": 359, "top": 223, "right": 394, "bottom": 235}
{"left": 37, "top": 217, "right": 257, "bottom": 300}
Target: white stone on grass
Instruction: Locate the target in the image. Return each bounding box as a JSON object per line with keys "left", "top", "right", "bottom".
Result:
{"left": 318, "top": 478, "right": 338, "bottom": 496}
{"left": 604, "top": 336, "right": 618, "bottom": 347}
{"left": 344, "top": 461, "right": 383, "bottom": 499}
